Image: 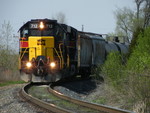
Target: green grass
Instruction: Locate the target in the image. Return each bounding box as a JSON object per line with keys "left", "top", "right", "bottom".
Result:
{"left": 0, "top": 81, "right": 26, "bottom": 87}
{"left": 29, "top": 87, "right": 99, "bottom": 113}
{"left": 93, "top": 97, "right": 106, "bottom": 104}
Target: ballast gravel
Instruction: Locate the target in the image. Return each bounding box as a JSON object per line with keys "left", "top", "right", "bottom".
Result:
{"left": 53, "top": 78, "right": 103, "bottom": 101}
{"left": 0, "top": 84, "right": 49, "bottom": 113}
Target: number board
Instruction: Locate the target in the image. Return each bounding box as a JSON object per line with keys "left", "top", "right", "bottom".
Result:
{"left": 37, "top": 39, "right": 45, "bottom": 45}
{"left": 29, "top": 23, "right": 38, "bottom": 29}
{"left": 29, "top": 23, "right": 53, "bottom": 29}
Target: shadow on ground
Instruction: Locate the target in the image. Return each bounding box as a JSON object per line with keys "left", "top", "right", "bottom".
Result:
{"left": 59, "top": 77, "right": 101, "bottom": 95}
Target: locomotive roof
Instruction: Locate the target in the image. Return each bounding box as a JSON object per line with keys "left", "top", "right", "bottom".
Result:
{"left": 18, "top": 19, "right": 105, "bottom": 42}
{"left": 86, "top": 34, "right": 105, "bottom": 40}
{"left": 79, "top": 31, "right": 105, "bottom": 41}
{"left": 19, "top": 19, "right": 57, "bottom": 31}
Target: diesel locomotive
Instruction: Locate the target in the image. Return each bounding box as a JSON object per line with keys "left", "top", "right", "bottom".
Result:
{"left": 19, "top": 19, "right": 128, "bottom": 82}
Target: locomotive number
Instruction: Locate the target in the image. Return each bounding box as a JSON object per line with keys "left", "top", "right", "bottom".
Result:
{"left": 30, "top": 24, "right": 38, "bottom": 28}
{"left": 30, "top": 23, "right": 53, "bottom": 29}
{"left": 46, "top": 24, "right": 53, "bottom": 28}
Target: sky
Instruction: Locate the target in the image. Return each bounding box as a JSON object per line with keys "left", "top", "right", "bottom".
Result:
{"left": 0, "top": 0, "right": 135, "bottom": 35}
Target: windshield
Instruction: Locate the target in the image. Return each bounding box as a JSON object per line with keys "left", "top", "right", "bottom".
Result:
{"left": 30, "top": 29, "right": 54, "bottom": 36}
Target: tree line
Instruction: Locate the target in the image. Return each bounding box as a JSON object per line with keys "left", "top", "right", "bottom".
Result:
{"left": 95, "top": 1, "right": 150, "bottom": 112}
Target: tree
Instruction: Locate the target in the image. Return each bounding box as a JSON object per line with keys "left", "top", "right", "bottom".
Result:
{"left": 134, "top": 0, "right": 150, "bottom": 28}
{"left": 114, "top": 0, "right": 150, "bottom": 42}
{"left": 129, "top": 0, "right": 150, "bottom": 56}
{"left": 114, "top": 7, "right": 135, "bottom": 41}
{"left": 0, "top": 21, "right": 13, "bottom": 50}
{"left": 0, "top": 21, "right": 20, "bottom": 81}
{"left": 135, "top": 0, "right": 145, "bottom": 19}
{"left": 0, "top": 21, "right": 18, "bottom": 52}
{"left": 52, "top": 12, "right": 67, "bottom": 24}
{"left": 143, "top": 0, "right": 150, "bottom": 28}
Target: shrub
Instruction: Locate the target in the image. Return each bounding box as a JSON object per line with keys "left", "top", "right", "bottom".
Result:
{"left": 101, "top": 52, "right": 125, "bottom": 91}
{"left": 0, "top": 49, "right": 20, "bottom": 81}
{"left": 126, "top": 27, "right": 150, "bottom": 112}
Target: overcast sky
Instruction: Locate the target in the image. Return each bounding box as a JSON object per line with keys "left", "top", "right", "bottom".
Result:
{"left": 0, "top": 0, "right": 135, "bottom": 35}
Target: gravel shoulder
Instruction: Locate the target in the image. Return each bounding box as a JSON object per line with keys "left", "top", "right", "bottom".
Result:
{"left": 0, "top": 84, "right": 49, "bottom": 113}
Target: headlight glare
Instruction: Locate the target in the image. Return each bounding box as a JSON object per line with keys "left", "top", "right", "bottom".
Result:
{"left": 50, "top": 62, "right": 56, "bottom": 68}
{"left": 39, "top": 21, "right": 44, "bottom": 29}
{"left": 26, "top": 62, "right": 32, "bottom": 68}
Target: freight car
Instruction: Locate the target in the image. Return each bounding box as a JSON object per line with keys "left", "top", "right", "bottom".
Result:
{"left": 19, "top": 19, "right": 128, "bottom": 82}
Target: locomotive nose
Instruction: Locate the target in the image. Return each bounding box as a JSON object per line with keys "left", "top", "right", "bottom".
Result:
{"left": 29, "top": 36, "right": 54, "bottom": 62}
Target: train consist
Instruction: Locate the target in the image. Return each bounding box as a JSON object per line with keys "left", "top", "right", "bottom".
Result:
{"left": 19, "top": 19, "right": 128, "bottom": 82}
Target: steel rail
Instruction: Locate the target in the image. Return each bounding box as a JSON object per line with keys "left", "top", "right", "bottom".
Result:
{"left": 20, "top": 83, "right": 72, "bottom": 113}
{"left": 49, "top": 84, "right": 134, "bottom": 113}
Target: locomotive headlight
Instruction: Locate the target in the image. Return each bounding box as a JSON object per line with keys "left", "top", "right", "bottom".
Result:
{"left": 50, "top": 62, "right": 56, "bottom": 68}
{"left": 26, "top": 62, "right": 32, "bottom": 68}
{"left": 39, "top": 21, "right": 44, "bottom": 29}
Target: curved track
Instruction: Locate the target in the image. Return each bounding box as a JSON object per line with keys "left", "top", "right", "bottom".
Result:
{"left": 20, "top": 83, "right": 71, "bottom": 113}
{"left": 20, "top": 82, "right": 134, "bottom": 113}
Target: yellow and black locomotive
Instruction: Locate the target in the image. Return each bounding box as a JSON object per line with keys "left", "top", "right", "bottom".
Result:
{"left": 19, "top": 19, "right": 79, "bottom": 81}
{"left": 19, "top": 19, "right": 128, "bottom": 82}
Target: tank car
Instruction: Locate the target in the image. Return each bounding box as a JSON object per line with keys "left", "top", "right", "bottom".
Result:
{"left": 77, "top": 32, "right": 106, "bottom": 77}
{"left": 105, "top": 41, "right": 129, "bottom": 55}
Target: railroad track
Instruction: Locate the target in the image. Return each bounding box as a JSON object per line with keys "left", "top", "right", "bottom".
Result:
{"left": 20, "top": 82, "right": 134, "bottom": 113}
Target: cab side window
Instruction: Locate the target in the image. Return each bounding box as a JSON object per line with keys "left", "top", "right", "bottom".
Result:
{"left": 20, "top": 29, "right": 28, "bottom": 41}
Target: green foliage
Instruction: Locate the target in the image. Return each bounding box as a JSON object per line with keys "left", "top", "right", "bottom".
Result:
{"left": 126, "top": 28, "right": 150, "bottom": 112}
{"left": 101, "top": 52, "right": 125, "bottom": 89}
{"left": 99, "top": 27, "right": 150, "bottom": 112}
{"left": 127, "top": 27, "right": 150, "bottom": 72}
{"left": 0, "top": 49, "right": 18, "bottom": 70}
{"left": 128, "top": 27, "right": 144, "bottom": 57}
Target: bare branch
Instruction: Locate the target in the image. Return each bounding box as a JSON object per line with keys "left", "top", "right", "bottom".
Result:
{"left": 143, "top": 0, "right": 150, "bottom": 27}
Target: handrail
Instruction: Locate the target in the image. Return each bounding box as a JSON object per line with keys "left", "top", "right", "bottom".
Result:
{"left": 45, "top": 47, "right": 63, "bottom": 69}
{"left": 20, "top": 47, "right": 28, "bottom": 60}
{"left": 53, "top": 48, "right": 62, "bottom": 69}
{"left": 59, "top": 43, "right": 64, "bottom": 69}
{"left": 21, "top": 47, "right": 37, "bottom": 61}
{"left": 67, "top": 54, "right": 70, "bottom": 68}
